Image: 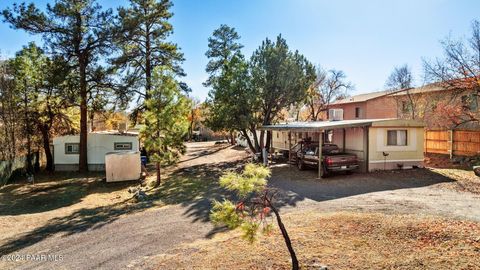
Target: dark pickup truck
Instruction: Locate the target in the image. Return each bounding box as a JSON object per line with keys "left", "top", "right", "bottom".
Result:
{"left": 294, "top": 142, "right": 359, "bottom": 177}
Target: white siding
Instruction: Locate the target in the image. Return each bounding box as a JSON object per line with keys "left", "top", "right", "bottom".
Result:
{"left": 53, "top": 133, "right": 139, "bottom": 166}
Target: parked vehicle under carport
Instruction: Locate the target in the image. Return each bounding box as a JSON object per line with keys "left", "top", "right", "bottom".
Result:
{"left": 294, "top": 142, "right": 359, "bottom": 177}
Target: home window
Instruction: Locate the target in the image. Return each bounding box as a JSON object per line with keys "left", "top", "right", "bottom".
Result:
{"left": 462, "top": 94, "right": 478, "bottom": 111}
{"left": 114, "top": 142, "right": 132, "bottom": 150}
{"left": 324, "top": 130, "right": 333, "bottom": 143}
{"left": 387, "top": 130, "right": 407, "bottom": 146}
{"left": 65, "top": 143, "right": 79, "bottom": 154}
{"left": 402, "top": 101, "right": 409, "bottom": 113}
{"left": 355, "top": 107, "right": 361, "bottom": 118}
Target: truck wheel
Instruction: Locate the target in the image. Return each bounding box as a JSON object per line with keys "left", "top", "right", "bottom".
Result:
{"left": 297, "top": 160, "right": 305, "bottom": 171}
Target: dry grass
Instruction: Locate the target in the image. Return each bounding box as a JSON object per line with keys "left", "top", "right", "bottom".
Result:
{"left": 0, "top": 172, "right": 146, "bottom": 244}
{"left": 429, "top": 168, "right": 480, "bottom": 195}
{"left": 154, "top": 211, "right": 480, "bottom": 270}
{"left": 423, "top": 153, "right": 480, "bottom": 194}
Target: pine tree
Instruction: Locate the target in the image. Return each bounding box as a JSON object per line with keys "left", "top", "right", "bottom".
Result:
{"left": 210, "top": 164, "right": 299, "bottom": 270}
{"left": 10, "top": 43, "right": 46, "bottom": 173}
{"left": 141, "top": 67, "right": 189, "bottom": 187}
{"left": 10, "top": 43, "right": 72, "bottom": 172}
{"left": 3, "top": 0, "right": 115, "bottom": 172}
{"left": 114, "top": 0, "right": 184, "bottom": 122}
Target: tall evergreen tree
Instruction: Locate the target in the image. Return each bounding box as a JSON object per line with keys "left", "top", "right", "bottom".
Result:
{"left": 204, "top": 24, "right": 244, "bottom": 87}
{"left": 10, "top": 43, "right": 72, "bottom": 172}
{"left": 114, "top": 0, "right": 184, "bottom": 122}
{"left": 0, "top": 58, "right": 19, "bottom": 161}
{"left": 204, "top": 25, "right": 257, "bottom": 148}
{"left": 250, "top": 35, "right": 316, "bottom": 150}
{"left": 11, "top": 43, "right": 48, "bottom": 173}
{"left": 3, "top": 0, "right": 115, "bottom": 172}
{"left": 205, "top": 55, "right": 258, "bottom": 152}
{"left": 141, "top": 67, "right": 189, "bottom": 187}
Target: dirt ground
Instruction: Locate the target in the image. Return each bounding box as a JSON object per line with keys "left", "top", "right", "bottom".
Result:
{"left": 1, "top": 141, "right": 480, "bottom": 269}
{"left": 0, "top": 142, "right": 246, "bottom": 270}
{"left": 154, "top": 212, "right": 480, "bottom": 269}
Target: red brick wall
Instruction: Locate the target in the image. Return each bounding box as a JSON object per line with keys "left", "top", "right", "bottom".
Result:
{"left": 330, "top": 96, "right": 399, "bottom": 120}
{"left": 329, "top": 102, "right": 367, "bottom": 120}
{"left": 365, "top": 96, "right": 398, "bottom": 119}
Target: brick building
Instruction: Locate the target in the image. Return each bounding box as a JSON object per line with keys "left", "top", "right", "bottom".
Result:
{"left": 329, "top": 83, "right": 479, "bottom": 130}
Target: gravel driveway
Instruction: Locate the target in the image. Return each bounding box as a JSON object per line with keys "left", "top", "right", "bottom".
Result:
{"left": 0, "top": 142, "right": 243, "bottom": 270}
{"left": 270, "top": 163, "right": 480, "bottom": 221}
{"left": 2, "top": 141, "right": 479, "bottom": 270}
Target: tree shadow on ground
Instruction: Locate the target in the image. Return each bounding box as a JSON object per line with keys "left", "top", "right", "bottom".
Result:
{"left": 176, "top": 144, "right": 231, "bottom": 164}
{"left": 0, "top": 198, "right": 156, "bottom": 255}
{"left": 0, "top": 145, "right": 460, "bottom": 256}
{"left": 0, "top": 172, "right": 138, "bottom": 216}
{"left": 162, "top": 160, "right": 247, "bottom": 222}
{"left": 0, "top": 157, "right": 301, "bottom": 254}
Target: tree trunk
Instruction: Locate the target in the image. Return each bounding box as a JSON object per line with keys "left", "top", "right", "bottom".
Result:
{"left": 78, "top": 56, "right": 88, "bottom": 172}
{"left": 241, "top": 129, "right": 256, "bottom": 153}
{"left": 189, "top": 117, "right": 194, "bottom": 140}
{"left": 265, "top": 131, "right": 272, "bottom": 152}
{"left": 145, "top": 25, "right": 152, "bottom": 100}
{"left": 155, "top": 161, "right": 161, "bottom": 187}
{"left": 250, "top": 126, "right": 260, "bottom": 152}
{"left": 89, "top": 110, "right": 95, "bottom": 131}
{"left": 23, "top": 81, "right": 33, "bottom": 174}
{"left": 34, "top": 151, "right": 40, "bottom": 172}
{"left": 144, "top": 24, "right": 152, "bottom": 132}
{"left": 408, "top": 94, "right": 416, "bottom": 119}
{"left": 269, "top": 202, "right": 299, "bottom": 270}
{"left": 229, "top": 131, "right": 235, "bottom": 145}
{"left": 154, "top": 126, "right": 161, "bottom": 187}
{"left": 40, "top": 125, "right": 53, "bottom": 172}
{"left": 259, "top": 130, "right": 265, "bottom": 160}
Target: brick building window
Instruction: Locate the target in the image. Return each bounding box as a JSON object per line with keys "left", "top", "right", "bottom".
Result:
{"left": 355, "top": 107, "right": 361, "bottom": 118}
{"left": 462, "top": 94, "right": 478, "bottom": 111}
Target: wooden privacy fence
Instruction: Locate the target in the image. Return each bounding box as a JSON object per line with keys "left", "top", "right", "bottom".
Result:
{"left": 425, "top": 130, "right": 480, "bottom": 157}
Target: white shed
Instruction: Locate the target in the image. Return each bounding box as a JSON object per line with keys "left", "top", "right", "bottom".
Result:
{"left": 53, "top": 131, "right": 140, "bottom": 171}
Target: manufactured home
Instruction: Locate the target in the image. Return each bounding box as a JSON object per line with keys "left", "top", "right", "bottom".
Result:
{"left": 53, "top": 131, "right": 140, "bottom": 171}
{"left": 261, "top": 118, "right": 425, "bottom": 177}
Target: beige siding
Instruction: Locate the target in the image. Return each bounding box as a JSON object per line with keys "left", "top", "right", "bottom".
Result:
{"left": 368, "top": 127, "right": 424, "bottom": 170}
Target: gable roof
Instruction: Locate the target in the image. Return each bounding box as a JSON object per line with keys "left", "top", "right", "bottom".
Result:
{"left": 332, "top": 90, "right": 391, "bottom": 105}
{"left": 332, "top": 82, "right": 454, "bottom": 105}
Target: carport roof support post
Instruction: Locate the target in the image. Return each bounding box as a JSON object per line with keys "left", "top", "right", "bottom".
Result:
{"left": 318, "top": 131, "right": 323, "bottom": 178}
{"left": 288, "top": 131, "right": 292, "bottom": 164}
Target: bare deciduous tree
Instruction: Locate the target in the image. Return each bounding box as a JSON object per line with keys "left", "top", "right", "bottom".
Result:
{"left": 305, "top": 66, "right": 352, "bottom": 121}
{"left": 385, "top": 64, "right": 418, "bottom": 119}
{"left": 423, "top": 20, "right": 480, "bottom": 126}
{"left": 386, "top": 64, "right": 413, "bottom": 90}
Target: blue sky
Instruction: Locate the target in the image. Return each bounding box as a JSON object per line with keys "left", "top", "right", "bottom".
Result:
{"left": 0, "top": 0, "right": 479, "bottom": 101}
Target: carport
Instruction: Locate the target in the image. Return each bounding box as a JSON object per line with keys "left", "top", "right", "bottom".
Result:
{"left": 260, "top": 118, "right": 425, "bottom": 178}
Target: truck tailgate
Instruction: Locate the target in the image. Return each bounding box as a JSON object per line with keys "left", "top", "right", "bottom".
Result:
{"left": 328, "top": 154, "right": 358, "bottom": 166}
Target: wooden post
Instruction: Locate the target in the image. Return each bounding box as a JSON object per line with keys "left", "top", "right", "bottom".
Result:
{"left": 342, "top": 128, "right": 346, "bottom": 152}
{"left": 318, "top": 131, "right": 323, "bottom": 178}
{"left": 288, "top": 131, "right": 292, "bottom": 164}
{"left": 423, "top": 130, "right": 426, "bottom": 155}
{"left": 262, "top": 148, "right": 268, "bottom": 165}
{"left": 448, "top": 129, "right": 453, "bottom": 159}
{"left": 362, "top": 126, "right": 369, "bottom": 173}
